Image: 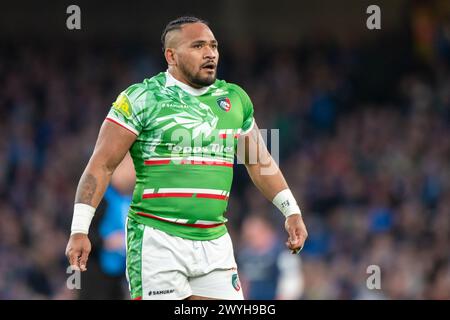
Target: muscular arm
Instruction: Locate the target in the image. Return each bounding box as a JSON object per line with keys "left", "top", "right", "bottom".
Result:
{"left": 66, "top": 120, "right": 136, "bottom": 271}
{"left": 238, "top": 122, "right": 307, "bottom": 253}
{"left": 75, "top": 120, "right": 137, "bottom": 207}
{"left": 237, "top": 122, "right": 288, "bottom": 200}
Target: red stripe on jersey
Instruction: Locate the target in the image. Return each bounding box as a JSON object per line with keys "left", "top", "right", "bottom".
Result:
{"left": 144, "top": 159, "right": 171, "bottom": 165}
{"left": 196, "top": 193, "right": 229, "bottom": 200}
{"left": 136, "top": 212, "right": 225, "bottom": 228}
{"left": 105, "top": 117, "right": 138, "bottom": 136}
{"left": 144, "top": 159, "right": 233, "bottom": 167}
{"left": 143, "top": 193, "right": 194, "bottom": 199}
{"left": 180, "top": 160, "right": 233, "bottom": 167}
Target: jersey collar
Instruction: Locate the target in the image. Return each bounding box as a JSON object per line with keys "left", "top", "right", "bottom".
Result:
{"left": 165, "top": 70, "right": 212, "bottom": 96}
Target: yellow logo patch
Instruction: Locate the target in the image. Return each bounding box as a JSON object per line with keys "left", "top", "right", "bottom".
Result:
{"left": 113, "top": 93, "right": 132, "bottom": 117}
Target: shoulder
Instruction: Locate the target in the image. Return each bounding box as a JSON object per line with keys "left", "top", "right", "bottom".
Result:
{"left": 122, "top": 73, "right": 165, "bottom": 103}
{"left": 214, "top": 80, "right": 252, "bottom": 104}
{"left": 111, "top": 74, "right": 165, "bottom": 119}
{"left": 216, "top": 80, "right": 248, "bottom": 96}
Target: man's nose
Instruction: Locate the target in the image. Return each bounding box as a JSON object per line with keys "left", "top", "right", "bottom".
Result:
{"left": 203, "top": 46, "right": 216, "bottom": 59}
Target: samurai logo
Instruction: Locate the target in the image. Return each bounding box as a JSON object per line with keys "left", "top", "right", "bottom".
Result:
{"left": 217, "top": 97, "right": 232, "bottom": 112}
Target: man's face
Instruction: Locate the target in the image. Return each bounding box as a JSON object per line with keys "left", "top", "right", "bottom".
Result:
{"left": 167, "top": 23, "right": 219, "bottom": 87}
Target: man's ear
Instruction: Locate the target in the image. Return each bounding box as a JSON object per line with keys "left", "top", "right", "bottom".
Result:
{"left": 165, "top": 48, "right": 177, "bottom": 66}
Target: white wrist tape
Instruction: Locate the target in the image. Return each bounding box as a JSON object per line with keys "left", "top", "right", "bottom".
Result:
{"left": 71, "top": 203, "right": 96, "bottom": 235}
{"left": 272, "top": 189, "right": 301, "bottom": 218}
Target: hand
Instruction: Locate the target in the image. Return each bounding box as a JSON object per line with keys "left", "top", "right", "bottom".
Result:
{"left": 65, "top": 233, "right": 91, "bottom": 271}
{"left": 284, "top": 214, "right": 308, "bottom": 254}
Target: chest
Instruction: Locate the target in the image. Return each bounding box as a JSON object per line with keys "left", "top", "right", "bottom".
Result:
{"left": 150, "top": 91, "right": 244, "bottom": 142}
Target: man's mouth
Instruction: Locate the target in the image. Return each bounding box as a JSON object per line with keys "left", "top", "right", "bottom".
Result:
{"left": 201, "top": 62, "right": 216, "bottom": 70}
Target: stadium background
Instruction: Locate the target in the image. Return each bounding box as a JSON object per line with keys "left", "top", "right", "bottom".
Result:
{"left": 0, "top": 0, "right": 449, "bottom": 299}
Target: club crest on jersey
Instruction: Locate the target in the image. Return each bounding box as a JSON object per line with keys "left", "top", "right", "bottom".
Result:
{"left": 216, "top": 97, "right": 232, "bottom": 112}
{"left": 231, "top": 273, "right": 241, "bottom": 291}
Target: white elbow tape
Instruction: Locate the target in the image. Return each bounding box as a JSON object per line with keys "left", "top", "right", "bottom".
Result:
{"left": 272, "top": 189, "right": 301, "bottom": 218}
{"left": 71, "top": 203, "right": 96, "bottom": 235}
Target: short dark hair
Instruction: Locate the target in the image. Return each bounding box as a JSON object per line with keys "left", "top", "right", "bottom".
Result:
{"left": 161, "top": 16, "right": 209, "bottom": 52}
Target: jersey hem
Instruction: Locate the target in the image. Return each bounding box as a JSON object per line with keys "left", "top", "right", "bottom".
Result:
{"left": 127, "top": 211, "right": 228, "bottom": 241}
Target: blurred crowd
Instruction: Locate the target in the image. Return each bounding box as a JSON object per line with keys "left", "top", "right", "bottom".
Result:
{"left": 1, "top": 14, "right": 450, "bottom": 299}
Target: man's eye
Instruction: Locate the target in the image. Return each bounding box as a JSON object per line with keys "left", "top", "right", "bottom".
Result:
{"left": 194, "top": 44, "right": 202, "bottom": 49}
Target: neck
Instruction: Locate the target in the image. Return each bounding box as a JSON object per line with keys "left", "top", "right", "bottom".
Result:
{"left": 167, "top": 67, "right": 202, "bottom": 89}
{"left": 165, "top": 69, "right": 211, "bottom": 96}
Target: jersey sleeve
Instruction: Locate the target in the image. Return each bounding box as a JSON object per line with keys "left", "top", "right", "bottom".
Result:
{"left": 106, "top": 84, "right": 151, "bottom": 136}
{"left": 231, "top": 84, "right": 255, "bottom": 134}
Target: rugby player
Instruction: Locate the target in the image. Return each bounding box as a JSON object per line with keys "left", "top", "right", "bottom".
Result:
{"left": 66, "top": 16, "right": 308, "bottom": 300}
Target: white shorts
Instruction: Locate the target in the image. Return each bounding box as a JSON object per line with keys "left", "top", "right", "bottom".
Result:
{"left": 125, "top": 218, "right": 244, "bottom": 300}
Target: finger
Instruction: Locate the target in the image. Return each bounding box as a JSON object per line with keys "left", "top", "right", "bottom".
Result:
{"left": 286, "top": 236, "right": 299, "bottom": 247}
{"left": 287, "top": 228, "right": 299, "bottom": 246}
{"left": 285, "top": 240, "right": 300, "bottom": 253}
{"left": 286, "top": 239, "right": 304, "bottom": 254}
{"left": 292, "top": 233, "right": 307, "bottom": 254}
{"left": 286, "top": 237, "right": 305, "bottom": 254}
{"left": 67, "top": 250, "right": 81, "bottom": 270}
{"left": 79, "top": 249, "right": 90, "bottom": 272}
{"left": 291, "top": 245, "right": 304, "bottom": 255}
{"left": 298, "top": 232, "right": 308, "bottom": 248}
{"left": 289, "top": 235, "right": 301, "bottom": 248}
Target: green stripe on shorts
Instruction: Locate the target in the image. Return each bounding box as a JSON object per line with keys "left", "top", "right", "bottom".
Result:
{"left": 126, "top": 217, "right": 144, "bottom": 299}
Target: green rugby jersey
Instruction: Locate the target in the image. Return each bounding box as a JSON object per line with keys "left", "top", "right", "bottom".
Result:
{"left": 106, "top": 71, "right": 254, "bottom": 240}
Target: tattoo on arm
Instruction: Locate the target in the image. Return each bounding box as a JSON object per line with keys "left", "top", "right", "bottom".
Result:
{"left": 75, "top": 173, "right": 97, "bottom": 205}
